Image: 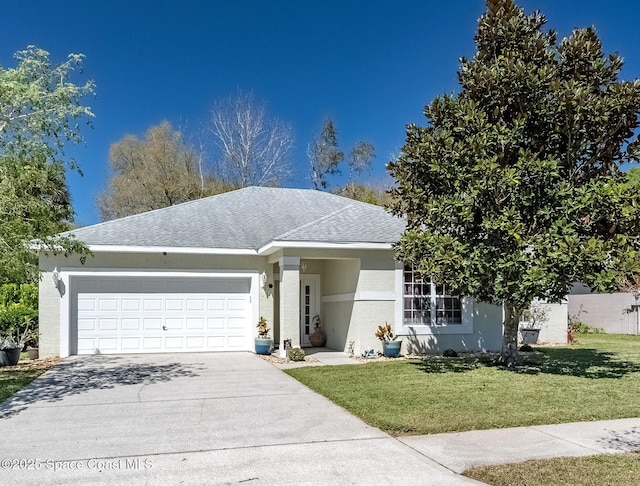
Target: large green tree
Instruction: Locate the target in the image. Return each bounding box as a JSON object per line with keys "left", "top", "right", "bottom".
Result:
{"left": 98, "top": 121, "right": 231, "bottom": 220}
{"left": 388, "top": 0, "right": 640, "bottom": 365}
{"left": 0, "top": 46, "right": 94, "bottom": 283}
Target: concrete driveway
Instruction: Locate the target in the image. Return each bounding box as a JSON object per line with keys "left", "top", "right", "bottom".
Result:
{"left": 0, "top": 353, "right": 481, "bottom": 485}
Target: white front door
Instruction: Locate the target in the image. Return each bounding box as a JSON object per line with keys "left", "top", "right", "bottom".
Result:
{"left": 300, "top": 274, "right": 321, "bottom": 346}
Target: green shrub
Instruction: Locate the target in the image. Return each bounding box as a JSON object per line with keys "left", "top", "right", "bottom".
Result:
{"left": 0, "top": 284, "right": 20, "bottom": 306}
{"left": 0, "top": 283, "right": 38, "bottom": 346}
{"left": 568, "top": 318, "right": 604, "bottom": 334}
{"left": 443, "top": 348, "right": 458, "bottom": 358}
{"left": 0, "top": 283, "right": 37, "bottom": 309}
{"left": 288, "top": 347, "right": 306, "bottom": 362}
{"left": 568, "top": 305, "right": 604, "bottom": 334}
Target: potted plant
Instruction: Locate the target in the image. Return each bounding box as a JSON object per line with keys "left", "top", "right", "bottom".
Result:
{"left": 309, "top": 315, "right": 326, "bottom": 347}
{"left": 27, "top": 330, "right": 39, "bottom": 360}
{"left": 254, "top": 316, "right": 273, "bottom": 355}
{"left": 519, "top": 303, "right": 549, "bottom": 345}
{"left": 0, "top": 324, "right": 32, "bottom": 367}
{"left": 375, "top": 322, "right": 402, "bottom": 357}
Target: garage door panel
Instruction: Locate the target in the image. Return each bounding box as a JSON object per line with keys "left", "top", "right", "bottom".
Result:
{"left": 97, "top": 338, "right": 118, "bottom": 351}
{"left": 228, "top": 299, "right": 246, "bottom": 311}
{"left": 227, "top": 336, "right": 247, "bottom": 349}
{"left": 165, "top": 317, "right": 184, "bottom": 330}
{"left": 121, "top": 299, "right": 141, "bottom": 311}
{"left": 207, "top": 299, "right": 225, "bottom": 311}
{"left": 206, "top": 336, "right": 225, "bottom": 348}
{"left": 143, "top": 299, "right": 162, "bottom": 311}
{"left": 165, "top": 337, "right": 184, "bottom": 349}
{"left": 142, "top": 337, "right": 162, "bottom": 350}
{"left": 228, "top": 317, "right": 246, "bottom": 330}
{"left": 99, "top": 299, "right": 118, "bottom": 312}
{"left": 186, "top": 318, "right": 205, "bottom": 330}
{"left": 165, "top": 299, "right": 184, "bottom": 311}
{"left": 122, "top": 318, "right": 141, "bottom": 330}
{"left": 76, "top": 281, "right": 251, "bottom": 354}
{"left": 121, "top": 338, "right": 141, "bottom": 350}
{"left": 98, "top": 319, "right": 118, "bottom": 331}
{"left": 207, "top": 317, "right": 225, "bottom": 329}
{"left": 186, "top": 299, "right": 205, "bottom": 311}
{"left": 143, "top": 318, "right": 162, "bottom": 330}
{"left": 78, "top": 299, "right": 96, "bottom": 312}
{"left": 78, "top": 318, "right": 96, "bottom": 331}
{"left": 77, "top": 338, "right": 96, "bottom": 353}
{"left": 186, "top": 336, "right": 205, "bottom": 349}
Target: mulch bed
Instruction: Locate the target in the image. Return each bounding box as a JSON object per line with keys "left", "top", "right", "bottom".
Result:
{"left": 2, "top": 356, "right": 63, "bottom": 372}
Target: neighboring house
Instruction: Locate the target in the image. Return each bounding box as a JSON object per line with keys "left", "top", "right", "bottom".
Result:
{"left": 38, "top": 186, "right": 505, "bottom": 358}
{"left": 568, "top": 284, "right": 640, "bottom": 335}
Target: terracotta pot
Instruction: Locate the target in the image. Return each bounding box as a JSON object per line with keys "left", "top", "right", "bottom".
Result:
{"left": 27, "top": 346, "right": 39, "bottom": 360}
{"left": 309, "top": 328, "right": 326, "bottom": 347}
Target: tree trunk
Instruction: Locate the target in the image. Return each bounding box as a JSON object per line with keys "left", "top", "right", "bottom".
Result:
{"left": 500, "top": 301, "right": 523, "bottom": 368}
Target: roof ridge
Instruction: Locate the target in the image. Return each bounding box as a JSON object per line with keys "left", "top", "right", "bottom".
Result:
{"left": 271, "top": 203, "right": 354, "bottom": 241}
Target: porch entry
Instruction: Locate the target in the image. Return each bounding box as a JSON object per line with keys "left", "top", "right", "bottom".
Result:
{"left": 300, "top": 274, "right": 321, "bottom": 346}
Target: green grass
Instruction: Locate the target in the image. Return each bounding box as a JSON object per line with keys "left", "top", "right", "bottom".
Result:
{"left": 285, "top": 333, "right": 640, "bottom": 435}
{"left": 463, "top": 452, "right": 640, "bottom": 486}
{"left": 0, "top": 367, "right": 47, "bottom": 402}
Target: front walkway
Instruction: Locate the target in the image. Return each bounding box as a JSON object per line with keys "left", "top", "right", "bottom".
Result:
{"left": 271, "top": 347, "right": 361, "bottom": 368}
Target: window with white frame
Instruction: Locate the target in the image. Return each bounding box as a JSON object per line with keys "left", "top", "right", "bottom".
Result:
{"left": 403, "top": 265, "right": 462, "bottom": 326}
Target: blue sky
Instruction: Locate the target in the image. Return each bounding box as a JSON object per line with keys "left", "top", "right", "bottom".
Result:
{"left": 3, "top": 1, "right": 640, "bottom": 225}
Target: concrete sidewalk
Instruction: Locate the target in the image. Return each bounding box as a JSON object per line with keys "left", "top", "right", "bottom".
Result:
{"left": 399, "top": 417, "right": 640, "bottom": 474}
{"left": 270, "top": 349, "right": 640, "bottom": 475}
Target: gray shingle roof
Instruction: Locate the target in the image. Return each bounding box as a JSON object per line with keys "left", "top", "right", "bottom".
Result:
{"left": 65, "top": 187, "right": 405, "bottom": 251}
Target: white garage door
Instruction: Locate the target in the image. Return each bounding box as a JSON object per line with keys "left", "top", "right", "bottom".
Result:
{"left": 72, "top": 276, "right": 252, "bottom": 355}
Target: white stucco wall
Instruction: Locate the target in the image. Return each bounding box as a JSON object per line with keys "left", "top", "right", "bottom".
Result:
{"left": 41, "top": 245, "right": 507, "bottom": 358}
{"left": 39, "top": 251, "right": 275, "bottom": 357}
{"left": 534, "top": 302, "right": 568, "bottom": 344}
{"left": 568, "top": 292, "right": 639, "bottom": 334}
{"left": 398, "top": 301, "right": 503, "bottom": 355}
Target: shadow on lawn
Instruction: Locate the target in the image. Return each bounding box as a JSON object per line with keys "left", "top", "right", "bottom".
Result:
{"left": 408, "top": 347, "right": 640, "bottom": 379}
{"left": 517, "top": 346, "right": 640, "bottom": 379}
{"left": 408, "top": 356, "right": 495, "bottom": 374}
{"left": 0, "top": 356, "right": 204, "bottom": 419}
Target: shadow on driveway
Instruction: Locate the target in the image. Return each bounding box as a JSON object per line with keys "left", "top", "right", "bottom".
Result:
{"left": 0, "top": 356, "right": 204, "bottom": 419}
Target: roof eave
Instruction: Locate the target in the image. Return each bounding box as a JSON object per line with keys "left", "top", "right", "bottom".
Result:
{"left": 81, "top": 245, "right": 259, "bottom": 255}
{"left": 257, "top": 240, "right": 394, "bottom": 256}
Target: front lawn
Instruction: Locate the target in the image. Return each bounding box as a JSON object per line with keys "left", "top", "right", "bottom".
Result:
{"left": 0, "top": 358, "right": 60, "bottom": 403}
{"left": 285, "top": 334, "right": 640, "bottom": 435}
{"left": 463, "top": 452, "right": 640, "bottom": 486}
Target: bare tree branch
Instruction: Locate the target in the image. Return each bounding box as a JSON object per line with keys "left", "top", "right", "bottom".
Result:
{"left": 209, "top": 91, "right": 293, "bottom": 187}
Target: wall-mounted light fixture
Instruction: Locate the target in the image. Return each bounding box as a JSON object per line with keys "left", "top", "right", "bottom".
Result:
{"left": 301, "top": 261, "right": 307, "bottom": 273}
{"left": 52, "top": 267, "right": 61, "bottom": 289}
{"left": 260, "top": 271, "right": 267, "bottom": 288}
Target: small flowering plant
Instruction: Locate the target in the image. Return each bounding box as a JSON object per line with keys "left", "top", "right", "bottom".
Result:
{"left": 256, "top": 316, "right": 270, "bottom": 338}
{"left": 374, "top": 322, "right": 397, "bottom": 342}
